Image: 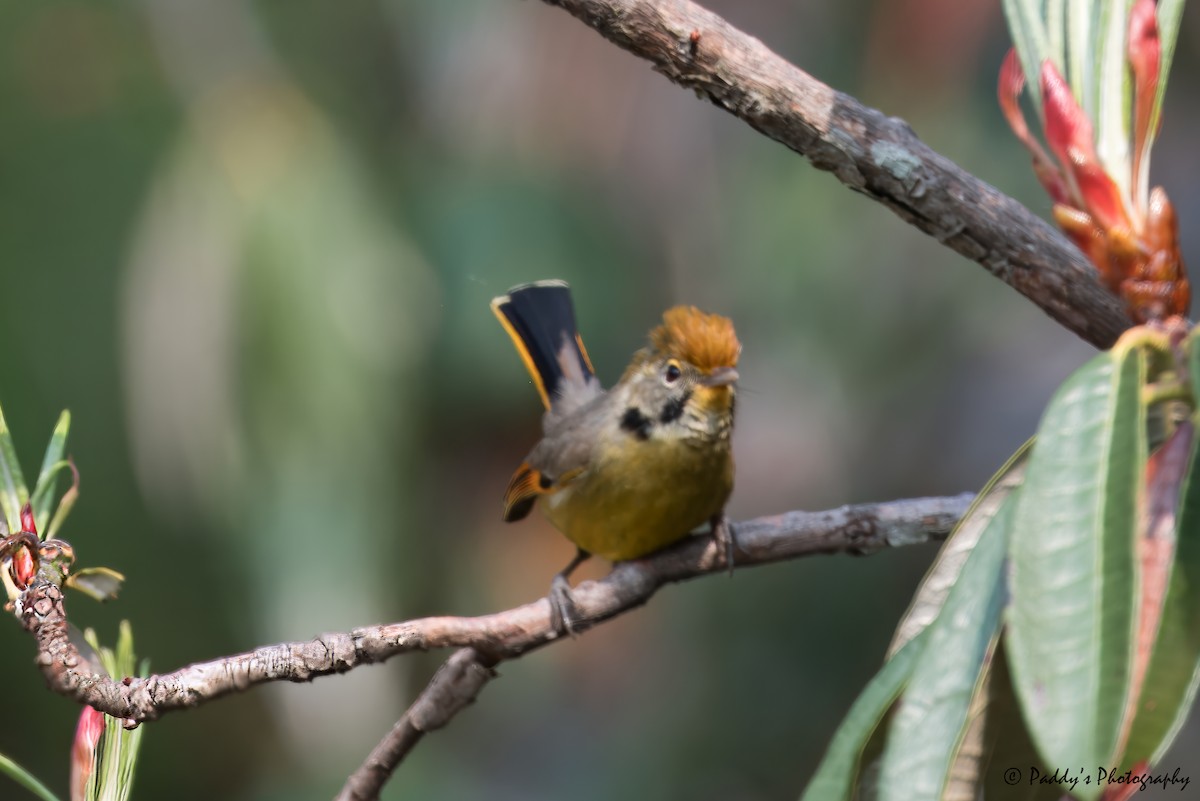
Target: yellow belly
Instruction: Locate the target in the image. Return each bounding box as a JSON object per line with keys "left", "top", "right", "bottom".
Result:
{"left": 540, "top": 436, "right": 733, "bottom": 561}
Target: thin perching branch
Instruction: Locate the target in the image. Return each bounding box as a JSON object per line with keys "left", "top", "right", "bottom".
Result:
{"left": 538, "top": 0, "right": 1134, "bottom": 349}
{"left": 336, "top": 493, "right": 971, "bottom": 799}
{"left": 19, "top": 494, "right": 971, "bottom": 727}
{"left": 331, "top": 494, "right": 970, "bottom": 799}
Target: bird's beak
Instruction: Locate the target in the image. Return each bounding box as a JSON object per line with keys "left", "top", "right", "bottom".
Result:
{"left": 699, "top": 366, "right": 739, "bottom": 387}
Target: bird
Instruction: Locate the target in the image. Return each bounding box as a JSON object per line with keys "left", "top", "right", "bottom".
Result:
{"left": 491, "top": 279, "right": 741, "bottom": 632}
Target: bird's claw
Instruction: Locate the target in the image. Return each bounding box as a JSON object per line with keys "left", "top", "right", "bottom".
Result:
{"left": 711, "top": 513, "right": 736, "bottom": 576}
{"left": 549, "top": 573, "right": 582, "bottom": 637}
{"left": 548, "top": 547, "right": 590, "bottom": 637}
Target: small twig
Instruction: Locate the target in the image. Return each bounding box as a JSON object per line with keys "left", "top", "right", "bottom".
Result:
{"left": 538, "top": 0, "right": 1133, "bottom": 349}
{"left": 17, "top": 494, "right": 970, "bottom": 725}
{"left": 336, "top": 648, "right": 496, "bottom": 801}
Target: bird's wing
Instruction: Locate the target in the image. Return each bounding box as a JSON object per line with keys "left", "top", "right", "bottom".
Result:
{"left": 501, "top": 396, "right": 610, "bottom": 522}
{"left": 502, "top": 461, "right": 585, "bottom": 522}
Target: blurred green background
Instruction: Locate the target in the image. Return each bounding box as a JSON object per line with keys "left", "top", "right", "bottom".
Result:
{"left": 0, "top": 1, "right": 1197, "bottom": 799}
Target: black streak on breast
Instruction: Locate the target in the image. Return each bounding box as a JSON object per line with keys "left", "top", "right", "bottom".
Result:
{"left": 659, "top": 390, "right": 691, "bottom": 424}
{"left": 620, "top": 407, "right": 653, "bottom": 441}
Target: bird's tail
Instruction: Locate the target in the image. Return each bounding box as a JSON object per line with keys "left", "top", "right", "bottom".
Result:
{"left": 491, "top": 280, "right": 595, "bottom": 410}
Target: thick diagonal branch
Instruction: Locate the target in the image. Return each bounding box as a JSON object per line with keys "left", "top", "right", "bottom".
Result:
{"left": 538, "top": 0, "right": 1133, "bottom": 349}
{"left": 18, "top": 494, "right": 971, "bottom": 724}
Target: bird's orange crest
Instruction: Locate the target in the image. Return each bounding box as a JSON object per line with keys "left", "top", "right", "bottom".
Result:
{"left": 649, "top": 306, "right": 741, "bottom": 371}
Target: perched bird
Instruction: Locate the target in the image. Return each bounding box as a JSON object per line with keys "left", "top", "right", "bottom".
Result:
{"left": 492, "top": 280, "right": 741, "bottom": 632}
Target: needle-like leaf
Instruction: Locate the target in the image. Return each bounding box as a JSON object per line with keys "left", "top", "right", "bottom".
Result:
{"left": 0, "top": 404, "right": 29, "bottom": 531}
{"left": 0, "top": 753, "right": 62, "bottom": 801}
{"left": 1003, "top": 0, "right": 1053, "bottom": 115}
{"left": 801, "top": 634, "right": 926, "bottom": 801}
{"left": 31, "top": 411, "right": 70, "bottom": 536}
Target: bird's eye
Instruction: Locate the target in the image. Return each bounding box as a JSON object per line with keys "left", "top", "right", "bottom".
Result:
{"left": 664, "top": 362, "right": 682, "bottom": 383}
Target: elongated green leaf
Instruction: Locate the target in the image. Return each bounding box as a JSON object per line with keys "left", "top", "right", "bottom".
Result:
{"left": 45, "top": 480, "right": 78, "bottom": 541}
{"left": 0, "top": 752, "right": 62, "bottom": 801}
{"left": 1122, "top": 332, "right": 1200, "bottom": 763}
{"left": 66, "top": 567, "right": 125, "bottom": 602}
{"left": 801, "top": 633, "right": 925, "bottom": 801}
{"left": 95, "top": 623, "right": 143, "bottom": 801}
{"left": 889, "top": 440, "right": 1030, "bottom": 657}
{"left": 1004, "top": 0, "right": 1053, "bottom": 114}
{"left": 91, "top": 719, "right": 142, "bottom": 801}
{"left": 878, "top": 492, "right": 1012, "bottom": 801}
{"left": 1007, "top": 343, "right": 1145, "bottom": 797}
{"left": 31, "top": 411, "right": 69, "bottom": 535}
{"left": 1147, "top": 0, "right": 1185, "bottom": 151}
{"left": 981, "top": 642, "right": 1064, "bottom": 800}
{"left": 1094, "top": 0, "right": 1134, "bottom": 204}
{"left": 83, "top": 622, "right": 144, "bottom": 801}
{"left": 0, "top": 404, "right": 29, "bottom": 531}
{"left": 1067, "top": 0, "right": 1099, "bottom": 116}
{"left": 30, "top": 461, "right": 71, "bottom": 538}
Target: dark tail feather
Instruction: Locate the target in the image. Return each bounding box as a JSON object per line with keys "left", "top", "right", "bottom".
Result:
{"left": 491, "top": 280, "right": 594, "bottom": 409}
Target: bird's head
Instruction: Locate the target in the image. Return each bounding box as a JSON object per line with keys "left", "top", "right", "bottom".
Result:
{"left": 621, "top": 306, "right": 741, "bottom": 429}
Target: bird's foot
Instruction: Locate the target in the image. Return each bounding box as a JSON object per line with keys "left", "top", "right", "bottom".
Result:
{"left": 710, "top": 513, "right": 736, "bottom": 575}
{"left": 548, "top": 547, "right": 590, "bottom": 637}
{"left": 549, "top": 573, "right": 582, "bottom": 636}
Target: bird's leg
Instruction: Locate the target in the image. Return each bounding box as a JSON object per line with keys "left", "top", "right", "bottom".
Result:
{"left": 549, "top": 547, "right": 591, "bottom": 636}
{"left": 710, "top": 512, "right": 736, "bottom": 575}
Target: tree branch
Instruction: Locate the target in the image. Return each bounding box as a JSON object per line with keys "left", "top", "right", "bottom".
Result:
{"left": 331, "top": 494, "right": 975, "bottom": 799}
{"left": 335, "top": 648, "right": 496, "bottom": 801}
{"left": 17, "top": 494, "right": 971, "bottom": 726}
{"left": 538, "top": 0, "right": 1133, "bottom": 349}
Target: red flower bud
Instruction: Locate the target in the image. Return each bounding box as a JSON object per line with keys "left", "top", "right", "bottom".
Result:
{"left": 1067, "top": 146, "right": 1131, "bottom": 231}
{"left": 998, "top": 50, "right": 1034, "bottom": 147}
{"left": 997, "top": 50, "right": 1071, "bottom": 204}
{"left": 19, "top": 502, "right": 36, "bottom": 537}
{"left": 1040, "top": 60, "right": 1096, "bottom": 175}
{"left": 71, "top": 707, "right": 105, "bottom": 801}
{"left": 11, "top": 544, "right": 35, "bottom": 589}
{"left": 1000, "top": 6, "right": 1187, "bottom": 324}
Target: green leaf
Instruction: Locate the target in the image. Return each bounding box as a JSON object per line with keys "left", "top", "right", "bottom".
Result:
{"left": 30, "top": 461, "right": 72, "bottom": 538}
{"left": 82, "top": 623, "right": 144, "bottom": 801}
{"left": 31, "top": 411, "right": 70, "bottom": 535}
{"left": 1066, "top": 0, "right": 1100, "bottom": 116}
{"left": 66, "top": 567, "right": 126, "bottom": 602}
{"left": 0, "top": 752, "right": 62, "bottom": 801}
{"left": 878, "top": 490, "right": 1012, "bottom": 801}
{"left": 1121, "top": 330, "right": 1200, "bottom": 763}
{"left": 0, "top": 403, "right": 30, "bottom": 532}
{"left": 980, "top": 642, "right": 1065, "bottom": 800}
{"left": 1093, "top": 0, "right": 1134, "bottom": 205}
{"left": 1139, "top": 0, "right": 1186, "bottom": 194}
{"left": 90, "top": 719, "right": 142, "bottom": 801}
{"left": 889, "top": 440, "right": 1030, "bottom": 657}
{"left": 1003, "top": 0, "right": 1053, "bottom": 114}
{"left": 1007, "top": 343, "right": 1145, "bottom": 796}
{"left": 801, "top": 633, "right": 925, "bottom": 801}
{"left": 44, "top": 479, "right": 78, "bottom": 541}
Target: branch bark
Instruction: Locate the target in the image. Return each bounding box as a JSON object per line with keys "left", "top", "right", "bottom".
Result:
{"left": 538, "top": 0, "right": 1134, "bottom": 349}
{"left": 18, "top": 494, "right": 971, "bottom": 726}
